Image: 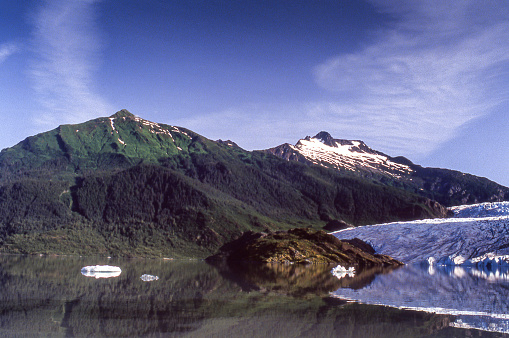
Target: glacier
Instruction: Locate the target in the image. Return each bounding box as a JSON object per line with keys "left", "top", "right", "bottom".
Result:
{"left": 332, "top": 201, "right": 509, "bottom": 268}
{"left": 331, "top": 202, "right": 509, "bottom": 334}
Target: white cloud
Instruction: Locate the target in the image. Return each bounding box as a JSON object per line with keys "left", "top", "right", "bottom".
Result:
{"left": 180, "top": 1, "right": 509, "bottom": 159}
{"left": 0, "top": 42, "right": 19, "bottom": 64}
{"left": 30, "top": 0, "right": 113, "bottom": 127}
{"left": 312, "top": 0, "right": 509, "bottom": 158}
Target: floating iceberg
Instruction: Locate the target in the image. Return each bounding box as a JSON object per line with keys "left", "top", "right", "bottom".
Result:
{"left": 331, "top": 265, "right": 355, "bottom": 279}
{"left": 140, "top": 274, "right": 159, "bottom": 282}
{"left": 81, "top": 265, "right": 122, "bottom": 279}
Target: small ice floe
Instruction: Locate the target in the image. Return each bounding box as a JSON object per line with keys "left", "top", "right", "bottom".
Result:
{"left": 425, "top": 253, "right": 509, "bottom": 281}
{"left": 467, "top": 253, "right": 509, "bottom": 268}
{"left": 437, "top": 254, "right": 468, "bottom": 266}
{"left": 331, "top": 265, "right": 356, "bottom": 279}
{"left": 426, "top": 257, "right": 436, "bottom": 266}
{"left": 433, "top": 253, "right": 509, "bottom": 269}
{"left": 81, "top": 265, "right": 122, "bottom": 279}
{"left": 140, "top": 274, "right": 159, "bottom": 282}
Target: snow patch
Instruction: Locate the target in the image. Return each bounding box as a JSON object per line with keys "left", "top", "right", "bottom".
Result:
{"left": 109, "top": 118, "right": 116, "bottom": 132}
{"left": 291, "top": 137, "right": 412, "bottom": 178}
{"left": 172, "top": 126, "right": 191, "bottom": 139}
{"left": 133, "top": 116, "right": 177, "bottom": 140}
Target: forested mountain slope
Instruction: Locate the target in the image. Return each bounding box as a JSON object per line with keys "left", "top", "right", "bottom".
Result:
{"left": 0, "top": 110, "right": 477, "bottom": 257}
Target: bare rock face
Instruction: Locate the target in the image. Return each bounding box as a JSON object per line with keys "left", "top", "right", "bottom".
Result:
{"left": 206, "top": 228, "right": 403, "bottom": 268}
{"left": 323, "top": 220, "right": 354, "bottom": 232}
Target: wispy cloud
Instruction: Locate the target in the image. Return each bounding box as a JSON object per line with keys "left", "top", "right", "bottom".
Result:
{"left": 173, "top": 103, "right": 345, "bottom": 151}
{"left": 30, "top": 0, "right": 113, "bottom": 127}
{"left": 173, "top": 105, "right": 301, "bottom": 151}
{"left": 0, "top": 42, "right": 19, "bottom": 64}
{"left": 177, "top": 1, "right": 509, "bottom": 158}
{"left": 311, "top": 0, "right": 509, "bottom": 158}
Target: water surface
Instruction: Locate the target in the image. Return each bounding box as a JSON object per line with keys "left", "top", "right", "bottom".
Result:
{"left": 333, "top": 264, "right": 509, "bottom": 334}
{"left": 0, "top": 255, "right": 504, "bottom": 337}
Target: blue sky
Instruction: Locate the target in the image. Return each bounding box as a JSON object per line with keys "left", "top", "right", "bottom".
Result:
{"left": 0, "top": 0, "right": 508, "bottom": 187}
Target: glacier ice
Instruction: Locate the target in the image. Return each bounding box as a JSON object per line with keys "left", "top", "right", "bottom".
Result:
{"left": 333, "top": 202, "right": 509, "bottom": 270}
{"left": 450, "top": 201, "right": 509, "bottom": 218}
{"left": 331, "top": 202, "right": 509, "bottom": 334}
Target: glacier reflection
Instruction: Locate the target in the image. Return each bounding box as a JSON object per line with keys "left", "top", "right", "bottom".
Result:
{"left": 332, "top": 264, "right": 509, "bottom": 334}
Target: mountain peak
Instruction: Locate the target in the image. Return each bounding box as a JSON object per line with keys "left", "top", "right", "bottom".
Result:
{"left": 266, "top": 131, "right": 413, "bottom": 179}
{"left": 110, "top": 109, "right": 135, "bottom": 119}
{"left": 313, "top": 131, "right": 335, "bottom": 147}
{"left": 309, "top": 132, "right": 363, "bottom": 149}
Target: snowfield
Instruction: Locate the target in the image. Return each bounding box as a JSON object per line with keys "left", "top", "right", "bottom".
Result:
{"left": 333, "top": 202, "right": 509, "bottom": 267}
{"left": 290, "top": 136, "right": 413, "bottom": 178}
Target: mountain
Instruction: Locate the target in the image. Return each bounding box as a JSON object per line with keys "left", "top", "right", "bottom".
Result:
{"left": 265, "top": 132, "right": 509, "bottom": 206}
{"left": 0, "top": 110, "right": 487, "bottom": 257}
{"left": 0, "top": 109, "right": 198, "bottom": 177}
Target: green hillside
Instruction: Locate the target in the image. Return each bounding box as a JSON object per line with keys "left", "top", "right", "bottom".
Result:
{"left": 0, "top": 110, "right": 451, "bottom": 257}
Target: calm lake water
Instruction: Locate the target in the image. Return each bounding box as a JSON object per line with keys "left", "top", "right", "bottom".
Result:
{"left": 0, "top": 255, "right": 506, "bottom": 337}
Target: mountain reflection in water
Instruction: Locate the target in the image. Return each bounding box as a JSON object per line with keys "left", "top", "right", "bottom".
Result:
{"left": 0, "top": 255, "right": 502, "bottom": 337}
{"left": 333, "top": 264, "right": 509, "bottom": 334}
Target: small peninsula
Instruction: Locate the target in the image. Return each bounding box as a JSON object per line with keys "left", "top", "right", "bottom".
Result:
{"left": 206, "top": 228, "right": 403, "bottom": 267}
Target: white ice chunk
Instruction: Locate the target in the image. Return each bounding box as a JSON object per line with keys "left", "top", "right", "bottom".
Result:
{"left": 140, "top": 274, "right": 159, "bottom": 282}
{"left": 81, "top": 265, "right": 121, "bottom": 279}
{"left": 331, "top": 265, "right": 356, "bottom": 279}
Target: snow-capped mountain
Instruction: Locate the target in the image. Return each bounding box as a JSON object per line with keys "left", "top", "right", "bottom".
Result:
{"left": 265, "top": 132, "right": 509, "bottom": 206}
{"left": 333, "top": 201, "right": 509, "bottom": 269}
{"left": 265, "top": 131, "right": 412, "bottom": 178}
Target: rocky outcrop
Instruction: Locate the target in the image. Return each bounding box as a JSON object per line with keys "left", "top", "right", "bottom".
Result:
{"left": 323, "top": 220, "right": 354, "bottom": 232}
{"left": 206, "top": 228, "right": 403, "bottom": 267}
{"left": 397, "top": 199, "right": 452, "bottom": 220}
